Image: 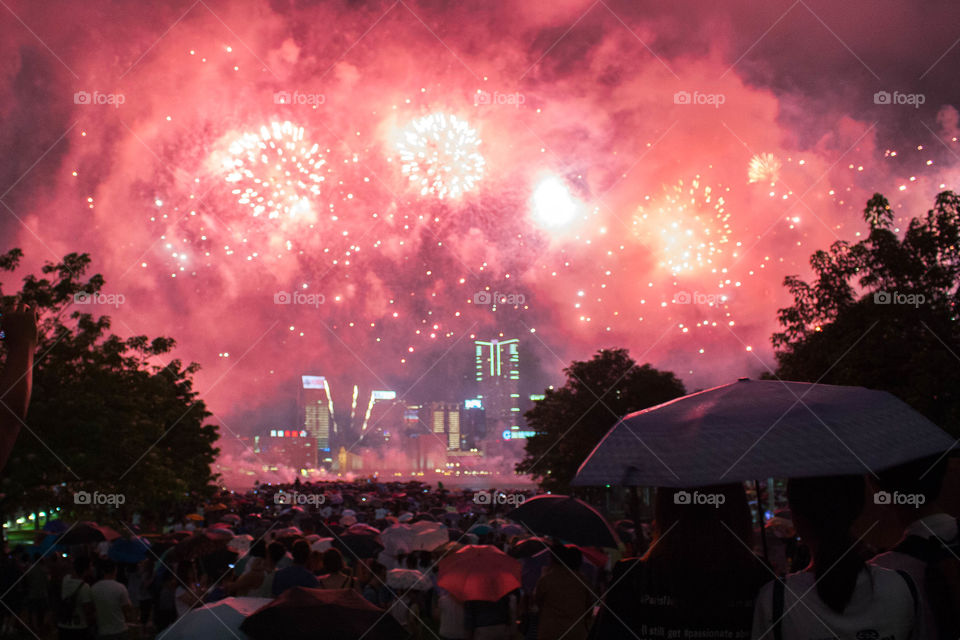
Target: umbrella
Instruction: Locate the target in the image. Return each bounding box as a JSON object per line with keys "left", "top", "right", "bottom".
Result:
{"left": 108, "top": 537, "right": 151, "bottom": 564}
{"left": 500, "top": 524, "right": 524, "bottom": 537}
{"left": 438, "top": 545, "right": 521, "bottom": 602}
{"left": 220, "top": 514, "right": 241, "bottom": 524}
{"left": 158, "top": 596, "right": 271, "bottom": 640}
{"left": 186, "top": 513, "right": 204, "bottom": 522}
{"left": 240, "top": 587, "right": 405, "bottom": 640}
{"left": 573, "top": 378, "right": 955, "bottom": 488}
{"left": 58, "top": 522, "right": 120, "bottom": 545}
{"left": 468, "top": 524, "right": 492, "bottom": 536}
{"left": 42, "top": 520, "right": 68, "bottom": 534}
{"left": 228, "top": 534, "right": 254, "bottom": 554}
{"left": 506, "top": 496, "right": 619, "bottom": 548}
{"left": 335, "top": 529, "right": 383, "bottom": 559}
{"left": 510, "top": 537, "right": 549, "bottom": 558}
{"left": 386, "top": 568, "right": 432, "bottom": 591}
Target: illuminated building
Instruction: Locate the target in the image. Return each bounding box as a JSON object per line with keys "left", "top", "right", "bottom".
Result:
{"left": 300, "top": 375, "right": 335, "bottom": 453}
{"left": 266, "top": 429, "right": 316, "bottom": 471}
{"left": 474, "top": 338, "right": 521, "bottom": 436}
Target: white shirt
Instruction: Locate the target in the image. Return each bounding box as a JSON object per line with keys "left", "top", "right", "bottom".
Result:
{"left": 91, "top": 578, "right": 131, "bottom": 635}
{"left": 438, "top": 590, "right": 467, "bottom": 639}
{"left": 59, "top": 576, "right": 92, "bottom": 629}
{"left": 872, "top": 513, "right": 958, "bottom": 640}
{"left": 752, "top": 565, "right": 915, "bottom": 640}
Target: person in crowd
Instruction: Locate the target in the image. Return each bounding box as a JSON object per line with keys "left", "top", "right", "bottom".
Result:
{"left": 173, "top": 562, "right": 201, "bottom": 620}
{"left": 359, "top": 560, "right": 390, "bottom": 607}
{"left": 230, "top": 541, "right": 283, "bottom": 597}
{"left": 152, "top": 569, "right": 178, "bottom": 633}
{"left": 590, "top": 484, "right": 768, "bottom": 639}
{"left": 871, "top": 455, "right": 959, "bottom": 639}
{"left": 752, "top": 475, "right": 916, "bottom": 639}
{"left": 317, "top": 548, "right": 353, "bottom": 589}
{"left": 22, "top": 552, "right": 50, "bottom": 635}
{"left": 271, "top": 539, "right": 318, "bottom": 596}
{"left": 132, "top": 558, "right": 154, "bottom": 629}
{"left": 90, "top": 559, "right": 134, "bottom": 640}
{"left": 436, "top": 586, "right": 467, "bottom": 640}
{"left": 0, "top": 303, "right": 38, "bottom": 472}
{"left": 464, "top": 592, "right": 516, "bottom": 640}
{"left": 57, "top": 556, "right": 94, "bottom": 640}
{"left": 534, "top": 544, "right": 594, "bottom": 640}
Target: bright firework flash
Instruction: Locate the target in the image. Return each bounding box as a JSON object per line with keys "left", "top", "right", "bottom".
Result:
{"left": 748, "top": 153, "right": 782, "bottom": 184}
{"left": 397, "top": 113, "right": 485, "bottom": 199}
{"left": 531, "top": 176, "right": 579, "bottom": 228}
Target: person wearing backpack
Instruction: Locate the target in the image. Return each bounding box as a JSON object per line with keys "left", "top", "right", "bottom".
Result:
{"left": 752, "top": 475, "right": 916, "bottom": 639}
{"left": 57, "top": 556, "right": 94, "bottom": 640}
{"left": 871, "top": 454, "right": 959, "bottom": 640}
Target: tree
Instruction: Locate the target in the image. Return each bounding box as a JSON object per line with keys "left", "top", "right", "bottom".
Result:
{"left": 0, "top": 250, "right": 220, "bottom": 528}
{"left": 771, "top": 191, "right": 960, "bottom": 436}
{"left": 516, "top": 348, "right": 685, "bottom": 492}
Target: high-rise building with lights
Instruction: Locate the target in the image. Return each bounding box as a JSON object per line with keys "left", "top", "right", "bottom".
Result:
{"left": 474, "top": 338, "right": 521, "bottom": 436}
{"left": 423, "top": 402, "right": 463, "bottom": 451}
{"left": 300, "top": 375, "right": 335, "bottom": 454}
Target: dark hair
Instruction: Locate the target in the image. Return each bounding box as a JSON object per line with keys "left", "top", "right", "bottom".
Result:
{"left": 787, "top": 475, "right": 865, "bottom": 613}
{"left": 267, "top": 542, "right": 286, "bottom": 565}
{"left": 877, "top": 454, "right": 948, "bottom": 504}
{"left": 322, "top": 548, "right": 344, "bottom": 573}
{"left": 291, "top": 539, "right": 311, "bottom": 565}
{"left": 73, "top": 556, "right": 91, "bottom": 575}
{"left": 644, "top": 484, "right": 760, "bottom": 606}
{"left": 552, "top": 543, "right": 582, "bottom": 571}
{"left": 99, "top": 559, "right": 116, "bottom": 575}
{"left": 249, "top": 540, "right": 266, "bottom": 558}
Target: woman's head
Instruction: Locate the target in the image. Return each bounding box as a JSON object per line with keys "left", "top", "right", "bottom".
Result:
{"left": 644, "top": 484, "right": 757, "bottom": 603}
{"left": 322, "top": 548, "right": 345, "bottom": 574}
{"left": 787, "top": 475, "right": 866, "bottom": 613}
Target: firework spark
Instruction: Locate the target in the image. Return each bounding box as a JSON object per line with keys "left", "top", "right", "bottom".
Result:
{"left": 633, "top": 176, "right": 733, "bottom": 274}
{"left": 748, "top": 152, "right": 781, "bottom": 184}
{"left": 224, "top": 121, "right": 326, "bottom": 220}
{"left": 397, "top": 113, "right": 485, "bottom": 199}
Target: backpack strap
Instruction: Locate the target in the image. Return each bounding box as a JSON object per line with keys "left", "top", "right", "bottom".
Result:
{"left": 896, "top": 569, "right": 918, "bottom": 621}
{"left": 772, "top": 579, "right": 785, "bottom": 640}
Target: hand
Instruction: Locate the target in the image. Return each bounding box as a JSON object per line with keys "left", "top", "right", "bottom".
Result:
{"left": 1, "top": 303, "right": 38, "bottom": 350}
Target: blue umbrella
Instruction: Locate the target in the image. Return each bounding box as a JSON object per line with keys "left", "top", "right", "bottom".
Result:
{"left": 468, "top": 523, "right": 492, "bottom": 536}
{"left": 108, "top": 537, "right": 151, "bottom": 564}
{"left": 43, "top": 520, "right": 68, "bottom": 534}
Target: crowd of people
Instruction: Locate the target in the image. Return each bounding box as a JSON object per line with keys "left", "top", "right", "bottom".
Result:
{"left": 0, "top": 455, "right": 954, "bottom": 640}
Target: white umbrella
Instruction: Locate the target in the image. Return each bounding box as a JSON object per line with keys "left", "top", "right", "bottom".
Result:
{"left": 573, "top": 378, "right": 954, "bottom": 488}
{"left": 228, "top": 534, "right": 253, "bottom": 554}
{"left": 387, "top": 568, "right": 432, "bottom": 591}
{"left": 157, "top": 597, "right": 271, "bottom": 640}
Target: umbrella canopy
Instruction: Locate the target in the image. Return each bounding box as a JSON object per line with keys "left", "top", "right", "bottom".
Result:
{"left": 438, "top": 545, "right": 521, "bottom": 602}
{"left": 507, "top": 496, "right": 618, "bottom": 548}
{"left": 335, "top": 530, "right": 384, "bottom": 559}
{"left": 573, "top": 378, "right": 955, "bottom": 488}
{"left": 108, "top": 537, "right": 151, "bottom": 564}
{"left": 240, "top": 588, "right": 405, "bottom": 640}
{"left": 386, "top": 568, "right": 432, "bottom": 591}
{"left": 158, "top": 596, "right": 271, "bottom": 640}
{"left": 58, "top": 522, "right": 120, "bottom": 545}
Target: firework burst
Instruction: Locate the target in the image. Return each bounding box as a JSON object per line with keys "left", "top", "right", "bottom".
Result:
{"left": 224, "top": 121, "right": 326, "bottom": 220}
{"left": 633, "top": 176, "right": 733, "bottom": 274}
{"left": 748, "top": 152, "right": 781, "bottom": 184}
{"left": 397, "top": 113, "right": 485, "bottom": 199}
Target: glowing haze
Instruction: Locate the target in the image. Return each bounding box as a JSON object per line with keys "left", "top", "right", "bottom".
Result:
{"left": 1, "top": 0, "right": 959, "bottom": 457}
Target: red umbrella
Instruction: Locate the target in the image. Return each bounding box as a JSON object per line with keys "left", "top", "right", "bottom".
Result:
{"left": 438, "top": 545, "right": 521, "bottom": 602}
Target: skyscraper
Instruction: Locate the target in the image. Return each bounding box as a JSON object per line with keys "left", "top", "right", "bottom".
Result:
{"left": 474, "top": 338, "right": 521, "bottom": 435}
{"left": 300, "top": 375, "right": 335, "bottom": 454}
